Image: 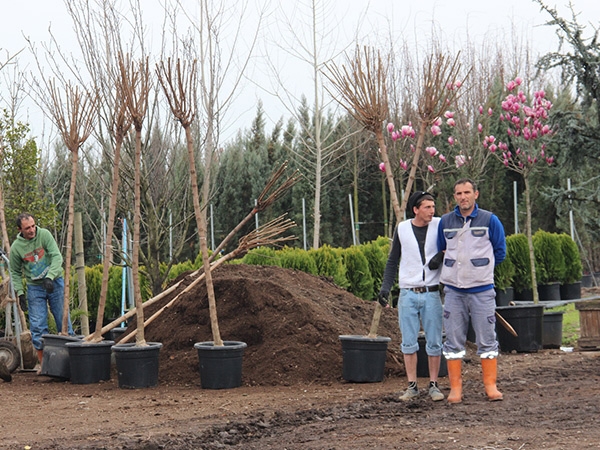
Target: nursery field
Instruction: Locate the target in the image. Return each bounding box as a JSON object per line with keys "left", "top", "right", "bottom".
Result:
{"left": 1, "top": 264, "right": 599, "bottom": 450}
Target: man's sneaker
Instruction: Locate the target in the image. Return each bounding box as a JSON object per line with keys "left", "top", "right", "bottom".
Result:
{"left": 429, "top": 381, "right": 444, "bottom": 401}
{"left": 399, "top": 385, "right": 419, "bottom": 401}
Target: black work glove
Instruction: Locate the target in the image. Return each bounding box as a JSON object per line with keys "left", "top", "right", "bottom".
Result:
{"left": 43, "top": 278, "right": 54, "bottom": 293}
{"left": 428, "top": 251, "right": 444, "bottom": 270}
{"left": 377, "top": 291, "right": 389, "bottom": 308}
{"left": 19, "top": 294, "right": 27, "bottom": 312}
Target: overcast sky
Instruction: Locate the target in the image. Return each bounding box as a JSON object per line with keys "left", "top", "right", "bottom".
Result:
{"left": 1, "top": 0, "right": 599, "bottom": 148}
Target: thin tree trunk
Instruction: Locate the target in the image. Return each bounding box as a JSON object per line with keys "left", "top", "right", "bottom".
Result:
{"left": 524, "top": 176, "right": 539, "bottom": 303}
{"left": 132, "top": 127, "right": 146, "bottom": 346}
{"left": 62, "top": 150, "right": 79, "bottom": 334}
{"left": 74, "top": 212, "right": 89, "bottom": 336}
{"left": 90, "top": 135, "right": 125, "bottom": 342}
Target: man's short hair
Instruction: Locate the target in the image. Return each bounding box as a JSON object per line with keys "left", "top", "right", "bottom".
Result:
{"left": 16, "top": 213, "right": 34, "bottom": 229}
{"left": 454, "top": 178, "right": 477, "bottom": 192}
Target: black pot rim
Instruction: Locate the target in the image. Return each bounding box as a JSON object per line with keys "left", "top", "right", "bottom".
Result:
{"left": 338, "top": 334, "right": 391, "bottom": 343}
{"left": 194, "top": 341, "right": 247, "bottom": 351}
{"left": 66, "top": 340, "right": 115, "bottom": 348}
{"left": 42, "top": 334, "right": 83, "bottom": 343}
{"left": 111, "top": 342, "right": 163, "bottom": 352}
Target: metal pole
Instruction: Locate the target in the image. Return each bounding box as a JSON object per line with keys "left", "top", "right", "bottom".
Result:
{"left": 169, "top": 211, "right": 173, "bottom": 262}
{"left": 302, "top": 198, "right": 307, "bottom": 251}
{"left": 349, "top": 193, "right": 357, "bottom": 246}
{"left": 120, "top": 218, "right": 127, "bottom": 326}
{"left": 568, "top": 178, "right": 575, "bottom": 240}
{"left": 513, "top": 181, "right": 518, "bottom": 234}
{"left": 255, "top": 199, "right": 259, "bottom": 231}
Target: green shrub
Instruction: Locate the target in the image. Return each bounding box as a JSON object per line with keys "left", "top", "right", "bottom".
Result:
{"left": 506, "top": 234, "right": 531, "bottom": 292}
{"left": 359, "top": 240, "right": 387, "bottom": 299}
{"left": 277, "top": 247, "right": 318, "bottom": 275}
{"left": 166, "top": 260, "right": 196, "bottom": 283}
{"left": 308, "top": 244, "right": 348, "bottom": 288}
{"left": 242, "top": 247, "right": 281, "bottom": 267}
{"left": 340, "top": 246, "right": 374, "bottom": 300}
{"left": 494, "top": 258, "right": 515, "bottom": 291}
{"left": 557, "top": 233, "right": 583, "bottom": 284}
{"left": 533, "top": 230, "right": 565, "bottom": 284}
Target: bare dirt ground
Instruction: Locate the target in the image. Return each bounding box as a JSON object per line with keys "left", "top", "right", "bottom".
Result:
{"left": 1, "top": 264, "right": 599, "bottom": 450}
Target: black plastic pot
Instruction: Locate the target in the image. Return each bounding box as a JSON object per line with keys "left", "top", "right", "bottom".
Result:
{"left": 112, "top": 342, "right": 162, "bottom": 389}
{"left": 514, "top": 288, "right": 534, "bottom": 301}
{"left": 495, "top": 287, "right": 514, "bottom": 307}
{"left": 495, "top": 305, "right": 544, "bottom": 353}
{"left": 581, "top": 274, "right": 593, "bottom": 288}
{"left": 41, "top": 334, "right": 83, "bottom": 379}
{"left": 339, "top": 335, "right": 391, "bottom": 383}
{"left": 542, "top": 311, "right": 564, "bottom": 349}
{"left": 416, "top": 333, "right": 447, "bottom": 378}
{"left": 194, "top": 341, "right": 247, "bottom": 389}
{"left": 559, "top": 282, "right": 581, "bottom": 301}
{"left": 66, "top": 340, "right": 114, "bottom": 384}
{"left": 537, "top": 282, "right": 561, "bottom": 301}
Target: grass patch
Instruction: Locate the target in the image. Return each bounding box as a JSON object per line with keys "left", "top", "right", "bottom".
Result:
{"left": 547, "top": 303, "right": 579, "bottom": 346}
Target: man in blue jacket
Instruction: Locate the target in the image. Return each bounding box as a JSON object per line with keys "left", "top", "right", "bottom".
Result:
{"left": 433, "top": 179, "right": 506, "bottom": 403}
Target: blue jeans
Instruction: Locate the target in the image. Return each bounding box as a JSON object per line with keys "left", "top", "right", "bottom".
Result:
{"left": 442, "top": 287, "right": 498, "bottom": 359}
{"left": 397, "top": 289, "right": 443, "bottom": 355}
{"left": 26, "top": 277, "right": 74, "bottom": 350}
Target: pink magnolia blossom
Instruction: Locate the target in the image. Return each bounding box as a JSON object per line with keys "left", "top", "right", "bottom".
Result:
{"left": 455, "top": 154, "right": 466, "bottom": 168}
{"left": 448, "top": 136, "right": 455, "bottom": 145}
{"left": 546, "top": 156, "right": 554, "bottom": 165}
{"left": 425, "top": 146, "right": 438, "bottom": 157}
{"left": 479, "top": 105, "right": 484, "bottom": 114}
{"left": 379, "top": 162, "right": 385, "bottom": 172}
{"left": 430, "top": 125, "right": 441, "bottom": 136}
{"left": 391, "top": 131, "right": 400, "bottom": 141}
{"left": 444, "top": 111, "right": 455, "bottom": 119}
{"left": 447, "top": 118, "right": 456, "bottom": 127}
{"left": 427, "top": 165, "right": 435, "bottom": 173}
{"left": 488, "top": 108, "right": 493, "bottom": 116}
{"left": 439, "top": 154, "right": 446, "bottom": 163}
{"left": 477, "top": 123, "right": 483, "bottom": 133}
{"left": 401, "top": 125, "right": 415, "bottom": 139}
{"left": 387, "top": 123, "right": 394, "bottom": 133}
{"left": 400, "top": 159, "right": 408, "bottom": 170}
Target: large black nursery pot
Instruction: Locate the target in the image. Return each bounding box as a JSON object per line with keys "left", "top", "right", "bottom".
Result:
{"left": 66, "top": 340, "right": 114, "bottom": 384}
{"left": 194, "top": 341, "right": 247, "bottom": 389}
{"left": 542, "top": 311, "right": 564, "bottom": 349}
{"left": 495, "top": 287, "right": 514, "bottom": 307}
{"left": 537, "top": 282, "right": 561, "bottom": 301}
{"left": 495, "top": 304, "right": 544, "bottom": 353}
{"left": 339, "top": 335, "right": 391, "bottom": 383}
{"left": 41, "top": 334, "right": 83, "bottom": 379}
{"left": 560, "top": 281, "right": 581, "bottom": 301}
{"left": 112, "top": 342, "right": 162, "bottom": 389}
{"left": 416, "top": 333, "right": 447, "bottom": 378}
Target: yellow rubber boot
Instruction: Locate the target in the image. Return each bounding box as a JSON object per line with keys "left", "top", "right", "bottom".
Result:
{"left": 447, "top": 359, "right": 463, "bottom": 404}
{"left": 481, "top": 357, "right": 503, "bottom": 401}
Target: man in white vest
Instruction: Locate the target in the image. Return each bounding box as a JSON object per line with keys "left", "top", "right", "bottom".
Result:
{"left": 378, "top": 191, "right": 444, "bottom": 402}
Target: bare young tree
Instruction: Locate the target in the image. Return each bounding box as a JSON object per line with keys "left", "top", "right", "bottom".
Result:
{"left": 44, "top": 81, "right": 97, "bottom": 333}
{"left": 118, "top": 53, "right": 151, "bottom": 346}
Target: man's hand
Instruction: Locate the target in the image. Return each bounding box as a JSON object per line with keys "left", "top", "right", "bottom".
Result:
{"left": 43, "top": 278, "right": 54, "bottom": 293}
{"left": 377, "top": 291, "right": 389, "bottom": 308}
{"left": 428, "top": 251, "right": 444, "bottom": 270}
{"left": 19, "top": 294, "right": 27, "bottom": 312}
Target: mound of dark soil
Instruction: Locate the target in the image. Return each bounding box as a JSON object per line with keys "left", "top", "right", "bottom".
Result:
{"left": 121, "top": 264, "right": 404, "bottom": 386}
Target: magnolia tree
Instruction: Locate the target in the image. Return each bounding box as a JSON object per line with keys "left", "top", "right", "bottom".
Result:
{"left": 484, "top": 77, "right": 555, "bottom": 303}
{"left": 382, "top": 107, "right": 466, "bottom": 199}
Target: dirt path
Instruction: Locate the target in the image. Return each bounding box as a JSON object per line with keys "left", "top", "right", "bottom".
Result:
{"left": 1, "top": 265, "right": 599, "bottom": 449}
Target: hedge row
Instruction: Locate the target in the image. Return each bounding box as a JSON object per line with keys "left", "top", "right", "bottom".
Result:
{"left": 240, "top": 236, "right": 390, "bottom": 301}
